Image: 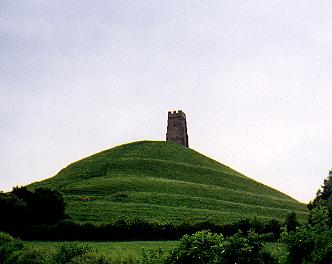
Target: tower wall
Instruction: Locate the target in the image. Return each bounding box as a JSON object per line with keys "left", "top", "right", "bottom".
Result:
{"left": 166, "top": 110, "right": 189, "bottom": 147}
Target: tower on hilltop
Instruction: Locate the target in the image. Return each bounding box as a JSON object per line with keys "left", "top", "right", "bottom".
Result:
{"left": 166, "top": 110, "right": 189, "bottom": 147}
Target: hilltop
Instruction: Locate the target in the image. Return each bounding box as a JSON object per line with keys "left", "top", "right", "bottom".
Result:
{"left": 30, "top": 141, "right": 308, "bottom": 224}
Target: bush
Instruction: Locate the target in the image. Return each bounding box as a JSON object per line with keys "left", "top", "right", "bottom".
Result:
{"left": 282, "top": 207, "right": 332, "bottom": 264}
{"left": 69, "top": 251, "right": 111, "bottom": 264}
{"left": 310, "top": 228, "right": 332, "bottom": 264}
{"left": 141, "top": 249, "right": 166, "bottom": 264}
{"left": 31, "top": 188, "right": 66, "bottom": 224}
{"left": 6, "top": 247, "right": 52, "bottom": 264}
{"left": 220, "top": 231, "right": 262, "bottom": 263}
{"left": 167, "top": 230, "right": 276, "bottom": 264}
{"left": 284, "top": 212, "right": 299, "bottom": 232}
{"left": 0, "top": 232, "right": 24, "bottom": 264}
{"left": 0, "top": 231, "right": 15, "bottom": 245}
{"left": 259, "top": 249, "right": 278, "bottom": 264}
{"left": 1, "top": 187, "right": 66, "bottom": 226}
{"left": 283, "top": 226, "right": 316, "bottom": 264}
{"left": 53, "top": 242, "right": 91, "bottom": 264}
{"left": 219, "top": 230, "right": 277, "bottom": 264}
{"left": 0, "top": 193, "right": 28, "bottom": 225}
{"left": 167, "top": 230, "right": 224, "bottom": 264}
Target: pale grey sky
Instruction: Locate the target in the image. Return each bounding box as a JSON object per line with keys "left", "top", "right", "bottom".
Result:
{"left": 1, "top": 1, "right": 332, "bottom": 202}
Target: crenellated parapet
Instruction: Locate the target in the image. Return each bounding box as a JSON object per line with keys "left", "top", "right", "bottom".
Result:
{"left": 168, "top": 110, "right": 186, "bottom": 119}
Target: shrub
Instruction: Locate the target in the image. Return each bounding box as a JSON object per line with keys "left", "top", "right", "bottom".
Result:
{"left": 69, "top": 251, "right": 111, "bottom": 264}
{"left": 167, "top": 230, "right": 276, "bottom": 264}
{"left": 6, "top": 247, "right": 52, "bottom": 264}
{"left": 263, "top": 219, "right": 282, "bottom": 241}
{"left": 219, "top": 230, "right": 275, "bottom": 264}
{"left": 31, "top": 188, "right": 66, "bottom": 224}
{"left": 0, "top": 193, "right": 28, "bottom": 225}
{"left": 0, "top": 232, "right": 24, "bottom": 264}
{"left": 310, "top": 228, "right": 332, "bottom": 264}
{"left": 0, "top": 232, "right": 15, "bottom": 245}
{"left": 284, "top": 212, "right": 299, "bottom": 232}
{"left": 259, "top": 249, "right": 278, "bottom": 264}
{"left": 53, "top": 242, "right": 91, "bottom": 264}
{"left": 282, "top": 207, "right": 332, "bottom": 264}
{"left": 141, "top": 249, "right": 166, "bottom": 264}
{"left": 283, "top": 226, "right": 315, "bottom": 264}
{"left": 220, "top": 231, "right": 259, "bottom": 263}
{"left": 166, "top": 230, "right": 224, "bottom": 264}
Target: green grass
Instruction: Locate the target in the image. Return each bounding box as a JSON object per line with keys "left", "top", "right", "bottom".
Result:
{"left": 30, "top": 141, "right": 308, "bottom": 224}
{"left": 26, "top": 240, "right": 287, "bottom": 262}
{"left": 25, "top": 240, "right": 289, "bottom": 263}
{"left": 26, "top": 240, "right": 178, "bottom": 259}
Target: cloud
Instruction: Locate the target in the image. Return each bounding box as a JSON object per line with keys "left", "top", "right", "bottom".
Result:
{"left": 1, "top": 1, "right": 332, "bottom": 202}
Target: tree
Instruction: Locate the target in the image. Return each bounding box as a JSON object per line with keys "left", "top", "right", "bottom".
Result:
{"left": 31, "top": 188, "right": 66, "bottom": 224}
{"left": 0, "top": 193, "right": 28, "bottom": 225}
{"left": 282, "top": 207, "right": 332, "bottom": 264}
{"left": 12, "top": 186, "right": 33, "bottom": 203}
{"left": 167, "top": 230, "right": 224, "bottom": 264}
{"left": 308, "top": 172, "right": 332, "bottom": 222}
{"left": 0, "top": 187, "right": 66, "bottom": 226}
{"left": 284, "top": 212, "right": 299, "bottom": 232}
{"left": 166, "top": 230, "right": 276, "bottom": 264}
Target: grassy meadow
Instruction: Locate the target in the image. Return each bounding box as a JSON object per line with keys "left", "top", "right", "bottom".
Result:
{"left": 30, "top": 141, "right": 308, "bottom": 224}
{"left": 24, "top": 240, "right": 288, "bottom": 263}
{"left": 26, "top": 240, "right": 178, "bottom": 260}
{"left": 25, "top": 240, "right": 287, "bottom": 261}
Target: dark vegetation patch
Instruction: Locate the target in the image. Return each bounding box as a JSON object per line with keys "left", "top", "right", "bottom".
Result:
{"left": 0, "top": 186, "right": 65, "bottom": 225}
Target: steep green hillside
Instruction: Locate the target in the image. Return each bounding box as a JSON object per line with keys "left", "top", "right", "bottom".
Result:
{"left": 30, "top": 141, "right": 308, "bottom": 224}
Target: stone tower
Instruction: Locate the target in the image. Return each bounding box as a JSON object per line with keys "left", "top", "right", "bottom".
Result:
{"left": 166, "top": 110, "right": 189, "bottom": 147}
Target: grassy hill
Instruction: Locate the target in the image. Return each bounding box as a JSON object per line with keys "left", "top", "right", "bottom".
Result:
{"left": 30, "top": 141, "right": 308, "bottom": 224}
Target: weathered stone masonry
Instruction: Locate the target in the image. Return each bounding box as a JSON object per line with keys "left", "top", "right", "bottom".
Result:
{"left": 166, "top": 110, "right": 189, "bottom": 147}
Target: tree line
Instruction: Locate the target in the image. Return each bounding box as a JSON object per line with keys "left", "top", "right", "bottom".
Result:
{"left": 0, "top": 186, "right": 65, "bottom": 225}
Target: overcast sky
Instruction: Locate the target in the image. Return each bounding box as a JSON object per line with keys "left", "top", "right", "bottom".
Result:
{"left": 1, "top": 1, "right": 332, "bottom": 203}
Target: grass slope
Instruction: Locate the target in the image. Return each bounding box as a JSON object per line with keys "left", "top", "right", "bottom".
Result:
{"left": 30, "top": 141, "right": 308, "bottom": 224}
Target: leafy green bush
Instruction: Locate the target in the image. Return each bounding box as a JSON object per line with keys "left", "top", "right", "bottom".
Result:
{"left": 0, "top": 232, "right": 15, "bottom": 245}
{"left": 220, "top": 231, "right": 264, "bottom": 264}
{"left": 284, "top": 212, "right": 299, "bottom": 232}
{"left": 69, "top": 251, "right": 111, "bottom": 264}
{"left": 282, "top": 226, "right": 315, "bottom": 264}
{"left": 310, "top": 228, "right": 332, "bottom": 264}
{"left": 141, "top": 249, "right": 166, "bottom": 264}
{"left": 166, "top": 230, "right": 224, "bottom": 264}
{"left": 53, "top": 242, "right": 91, "bottom": 264}
{"left": 308, "top": 172, "right": 332, "bottom": 222}
{"left": 6, "top": 247, "right": 52, "bottom": 264}
{"left": 0, "top": 232, "right": 24, "bottom": 264}
{"left": 166, "top": 230, "right": 276, "bottom": 264}
{"left": 282, "top": 206, "right": 332, "bottom": 264}
{"left": 0, "top": 187, "right": 66, "bottom": 226}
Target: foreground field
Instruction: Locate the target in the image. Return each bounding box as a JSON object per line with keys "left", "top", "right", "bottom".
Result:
{"left": 30, "top": 141, "right": 308, "bottom": 224}
{"left": 25, "top": 240, "right": 287, "bottom": 263}
{"left": 26, "top": 240, "right": 178, "bottom": 259}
